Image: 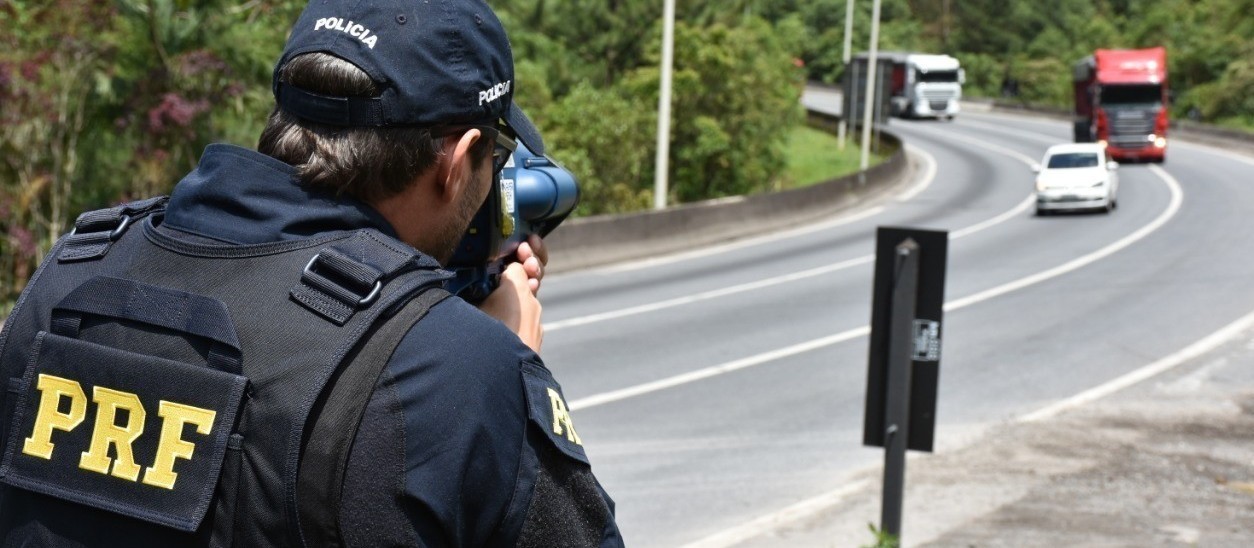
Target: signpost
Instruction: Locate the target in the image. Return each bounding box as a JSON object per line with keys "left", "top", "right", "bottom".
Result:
{"left": 863, "top": 226, "right": 948, "bottom": 540}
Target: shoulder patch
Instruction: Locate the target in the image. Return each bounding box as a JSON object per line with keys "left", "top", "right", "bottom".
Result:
{"left": 520, "top": 360, "right": 588, "bottom": 464}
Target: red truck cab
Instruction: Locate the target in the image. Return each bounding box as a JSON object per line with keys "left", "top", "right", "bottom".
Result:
{"left": 1072, "top": 47, "right": 1168, "bottom": 162}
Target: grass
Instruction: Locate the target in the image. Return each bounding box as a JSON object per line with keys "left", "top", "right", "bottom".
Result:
{"left": 779, "top": 124, "right": 888, "bottom": 190}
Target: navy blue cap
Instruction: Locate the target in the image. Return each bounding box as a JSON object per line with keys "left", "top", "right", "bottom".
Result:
{"left": 273, "top": 0, "right": 544, "bottom": 155}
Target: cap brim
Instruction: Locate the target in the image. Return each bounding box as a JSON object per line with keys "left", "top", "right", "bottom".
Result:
{"left": 504, "top": 103, "right": 545, "bottom": 156}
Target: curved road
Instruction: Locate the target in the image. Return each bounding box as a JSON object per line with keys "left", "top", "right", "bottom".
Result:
{"left": 539, "top": 92, "right": 1254, "bottom": 547}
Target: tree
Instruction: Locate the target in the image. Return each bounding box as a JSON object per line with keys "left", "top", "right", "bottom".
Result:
{"left": 635, "top": 19, "right": 804, "bottom": 202}
{"left": 1, "top": 0, "right": 117, "bottom": 307}
{"left": 0, "top": 0, "right": 292, "bottom": 311}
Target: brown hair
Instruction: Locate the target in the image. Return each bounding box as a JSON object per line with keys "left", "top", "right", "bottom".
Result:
{"left": 258, "top": 53, "right": 488, "bottom": 203}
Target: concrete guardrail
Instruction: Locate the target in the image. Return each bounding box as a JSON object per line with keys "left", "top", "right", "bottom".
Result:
{"left": 963, "top": 97, "right": 1254, "bottom": 152}
{"left": 546, "top": 110, "right": 908, "bottom": 273}
{"left": 548, "top": 94, "right": 1252, "bottom": 274}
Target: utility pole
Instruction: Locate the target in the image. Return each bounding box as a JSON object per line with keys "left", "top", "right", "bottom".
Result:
{"left": 653, "top": 0, "right": 676, "bottom": 210}
{"left": 838, "top": 0, "right": 855, "bottom": 150}
{"left": 859, "top": 0, "right": 882, "bottom": 171}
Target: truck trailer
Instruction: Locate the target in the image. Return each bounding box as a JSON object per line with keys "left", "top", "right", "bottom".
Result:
{"left": 1072, "top": 47, "right": 1169, "bottom": 162}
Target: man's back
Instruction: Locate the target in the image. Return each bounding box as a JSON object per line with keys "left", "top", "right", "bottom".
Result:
{"left": 0, "top": 144, "right": 621, "bottom": 546}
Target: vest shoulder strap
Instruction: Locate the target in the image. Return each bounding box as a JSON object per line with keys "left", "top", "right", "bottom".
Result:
{"left": 58, "top": 196, "right": 167, "bottom": 263}
{"left": 296, "top": 285, "right": 451, "bottom": 547}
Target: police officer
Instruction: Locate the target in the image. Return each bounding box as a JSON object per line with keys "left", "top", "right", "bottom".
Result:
{"left": 0, "top": 0, "right": 623, "bottom": 546}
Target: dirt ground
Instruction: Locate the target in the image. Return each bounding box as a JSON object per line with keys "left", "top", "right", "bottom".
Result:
{"left": 741, "top": 325, "right": 1254, "bottom": 547}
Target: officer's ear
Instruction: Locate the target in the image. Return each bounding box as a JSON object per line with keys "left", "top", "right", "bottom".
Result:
{"left": 435, "top": 128, "right": 485, "bottom": 205}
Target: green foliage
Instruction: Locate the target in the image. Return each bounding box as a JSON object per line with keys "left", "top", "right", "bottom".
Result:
{"left": 544, "top": 82, "right": 655, "bottom": 216}
{"left": 504, "top": 4, "right": 806, "bottom": 211}
{"left": 2, "top": 0, "right": 120, "bottom": 305}
{"left": 1, "top": 0, "right": 292, "bottom": 306}
{"left": 934, "top": 0, "right": 1254, "bottom": 128}
{"left": 861, "top": 522, "right": 900, "bottom": 548}
{"left": 652, "top": 19, "right": 804, "bottom": 203}
{"left": 3, "top": 0, "right": 1251, "bottom": 311}
{"left": 780, "top": 125, "right": 871, "bottom": 190}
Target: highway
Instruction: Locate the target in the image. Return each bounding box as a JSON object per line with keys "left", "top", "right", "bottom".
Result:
{"left": 538, "top": 89, "right": 1254, "bottom": 547}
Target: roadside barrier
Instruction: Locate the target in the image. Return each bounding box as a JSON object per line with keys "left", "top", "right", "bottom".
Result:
{"left": 546, "top": 111, "right": 908, "bottom": 273}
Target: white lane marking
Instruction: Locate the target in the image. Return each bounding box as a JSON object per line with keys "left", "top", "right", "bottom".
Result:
{"left": 546, "top": 147, "right": 937, "bottom": 330}
{"left": 570, "top": 328, "right": 868, "bottom": 411}
{"left": 548, "top": 257, "right": 874, "bottom": 332}
{"left": 549, "top": 142, "right": 942, "bottom": 281}
{"left": 960, "top": 110, "right": 1254, "bottom": 167}
{"left": 903, "top": 122, "right": 1043, "bottom": 165}
{"left": 678, "top": 164, "right": 1184, "bottom": 547}
{"left": 684, "top": 108, "right": 1241, "bottom": 548}
{"left": 895, "top": 143, "right": 936, "bottom": 201}
{"left": 950, "top": 195, "right": 1034, "bottom": 239}
{"left": 550, "top": 146, "right": 1022, "bottom": 333}
{"left": 1168, "top": 139, "right": 1254, "bottom": 165}
{"left": 569, "top": 152, "right": 1182, "bottom": 412}
{"left": 959, "top": 118, "right": 1064, "bottom": 143}
{"left": 551, "top": 197, "right": 1033, "bottom": 334}
{"left": 959, "top": 109, "right": 1072, "bottom": 131}
{"left": 946, "top": 163, "right": 1180, "bottom": 311}
{"left": 678, "top": 479, "right": 873, "bottom": 548}
{"left": 1021, "top": 305, "right": 1254, "bottom": 422}
{"left": 576, "top": 207, "right": 885, "bottom": 278}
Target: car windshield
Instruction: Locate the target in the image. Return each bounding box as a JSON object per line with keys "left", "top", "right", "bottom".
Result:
{"left": 1046, "top": 152, "right": 1100, "bottom": 169}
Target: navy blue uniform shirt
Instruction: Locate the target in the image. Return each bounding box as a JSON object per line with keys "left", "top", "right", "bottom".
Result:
{"left": 163, "top": 144, "right": 623, "bottom": 547}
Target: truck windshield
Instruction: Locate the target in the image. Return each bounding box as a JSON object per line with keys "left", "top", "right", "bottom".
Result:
{"left": 917, "top": 70, "right": 959, "bottom": 83}
{"left": 1100, "top": 84, "right": 1162, "bottom": 106}
{"left": 1047, "top": 153, "right": 1100, "bottom": 169}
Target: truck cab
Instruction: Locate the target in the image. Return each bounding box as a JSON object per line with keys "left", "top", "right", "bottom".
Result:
{"left": 1072, "top": 47, "right": 1169, "bottom": 162}
{"left": 896, "top": 53, "right": 964, "bottom": 120}
{"left": 848, "top": 52, "right": 965, "bottom": 122}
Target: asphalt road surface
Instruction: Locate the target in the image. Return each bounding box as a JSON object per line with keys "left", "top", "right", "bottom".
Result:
{"left": 538, "top": 91, "right": 1254, "bottom": 547}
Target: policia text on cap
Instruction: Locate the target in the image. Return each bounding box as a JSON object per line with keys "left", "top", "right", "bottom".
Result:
{"left": 0, "top": 1, "right": 625, "bottom": 546}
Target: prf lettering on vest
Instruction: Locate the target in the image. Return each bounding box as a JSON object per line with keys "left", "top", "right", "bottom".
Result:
{"left": 21, "top": 373, "right": 217, "bottom": 490}
{"left": 546, "top": 387, "right": 582, "bottom": 445}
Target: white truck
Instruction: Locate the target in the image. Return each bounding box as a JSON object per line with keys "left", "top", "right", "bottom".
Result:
{"left": 852, "top": 52, "right": 965, "bottom": 120}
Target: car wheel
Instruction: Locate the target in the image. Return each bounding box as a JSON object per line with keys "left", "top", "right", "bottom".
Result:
{"left": 1035, "top": 208, "right": 1049, "bottom": 217}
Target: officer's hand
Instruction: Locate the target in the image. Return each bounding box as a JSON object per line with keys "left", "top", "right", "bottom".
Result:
{"left": 479, "top": 262, "right": 543, "bottom": 353}
{"left": 516, "top": 234, "right": 548, "bottom": 295}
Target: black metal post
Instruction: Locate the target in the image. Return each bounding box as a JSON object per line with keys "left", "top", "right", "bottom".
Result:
{"left": 881, "top": 238, "right": 919, "bottom": 538}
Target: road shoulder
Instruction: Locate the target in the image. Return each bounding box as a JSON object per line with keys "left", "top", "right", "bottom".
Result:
{"left": 740, "top": 322, "right": 1254, "bottom": 547}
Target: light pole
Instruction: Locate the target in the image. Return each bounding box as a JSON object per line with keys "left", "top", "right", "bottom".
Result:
{"left": 859, "top": 0, "right": 882, "bottom": 171}
{"left": 838, "top": 0, "right": 855, "bottom": 150}
{"left": 653, "top": 0, "right": 676, "bottom": 210}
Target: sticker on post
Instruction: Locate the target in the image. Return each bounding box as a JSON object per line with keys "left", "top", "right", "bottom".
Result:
{"left": 912, "top": 320, "right": 941, "bottom": 362}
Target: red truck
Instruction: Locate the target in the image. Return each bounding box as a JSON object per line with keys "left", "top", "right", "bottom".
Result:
{"left": 1072, "top": 47, "right": 1169, "bottom": 162}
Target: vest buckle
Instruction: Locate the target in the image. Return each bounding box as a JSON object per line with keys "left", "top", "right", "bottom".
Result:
{"left": 303, "top": 254, "right": 383, "bottom": 306}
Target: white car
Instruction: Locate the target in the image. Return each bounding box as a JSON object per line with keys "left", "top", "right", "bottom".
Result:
{"left": 1032, "top": 143, "right": 1120, "bottom": 215}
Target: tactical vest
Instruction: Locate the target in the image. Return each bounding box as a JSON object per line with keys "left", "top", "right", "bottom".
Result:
{"left": 0, "top": 197, "right": 450, "bottom": 546}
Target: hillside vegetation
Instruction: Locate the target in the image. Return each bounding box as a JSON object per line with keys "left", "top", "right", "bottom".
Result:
{"left": 2, "top": 0, "right": 1250, "bottom": 309}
